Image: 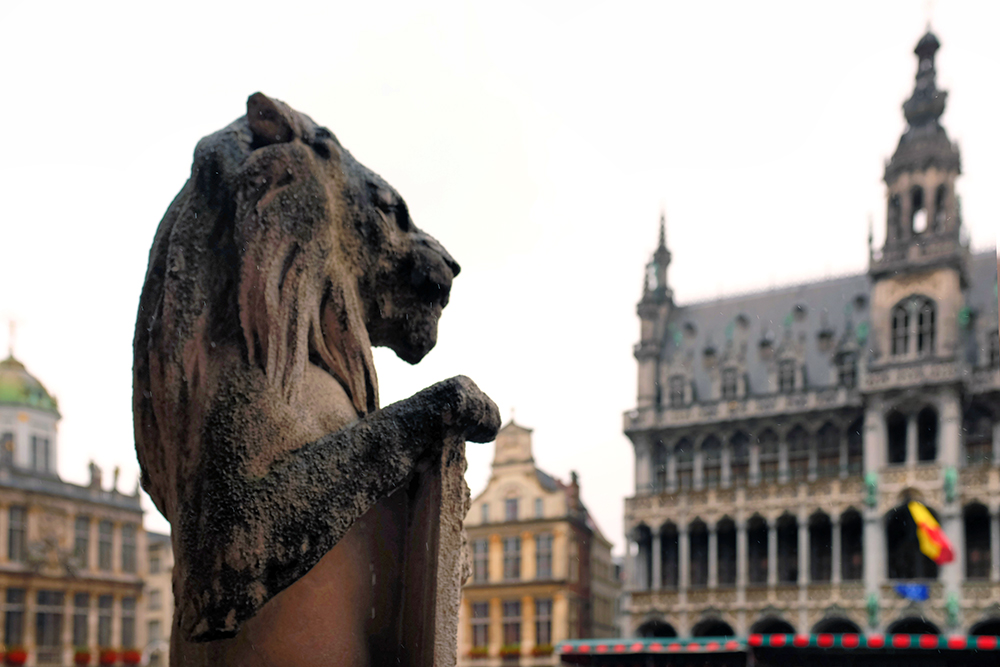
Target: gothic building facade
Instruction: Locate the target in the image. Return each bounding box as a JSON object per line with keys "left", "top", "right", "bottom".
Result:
{"left": 622, "top": 31, "right": 1000, "bottom": 639}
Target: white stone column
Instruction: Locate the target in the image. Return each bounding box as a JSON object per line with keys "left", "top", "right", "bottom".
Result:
{"left": 991, "top": 510, "right": 1000, "bottom": 583}
{"left": 767, "top": 522, "right": 777, "bottom": 586}
{"left": 679, "top": 526, "right": 690, "bottom": 591}
{"left": 651, "top": 531, "right": 662, "bottom": 591}
{"left": 708, "top": 526, "right": 718, "bottom": 588}
{"left": 863, "top": 512, "right": 884, "bottom": 598}
{"left": 831, "top": 518, "right": 842, "bottom": 585}
{"left": 798, "top": 517, "right": 809, "bottom": 585}
{"left": 736, "top": 519, "right": 748, "bottom": 588}
{"left": 938, "top": 392, "right": 961, "bottom": 467}
{"left": 906, "top": 414, "right": 917, "bottom": 466}
{"left": 939, "top": 392, "right": 963, "bottom": 604}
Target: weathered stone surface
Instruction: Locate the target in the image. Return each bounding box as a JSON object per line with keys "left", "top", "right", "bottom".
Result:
{"left": 133, "top": 93, "right": 499, "bottom": 665}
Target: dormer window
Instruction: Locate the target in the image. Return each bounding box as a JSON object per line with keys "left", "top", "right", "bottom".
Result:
{"left": 721, "top": 368, "right": 738, "bottom": 400}
{"left": 836, "top": 352, "right": 857, "bottom": 389}
{"left": 505, "top": 497, "right": 519, "bottom": 522}
{"left": 668, "top": 375, "right": 686, "bottom": 407}
{"left": 891, "top": 296, "right": 936, "bottom": 357}
{"left": 778, "top": 360, "right": 796, "bottom": 393}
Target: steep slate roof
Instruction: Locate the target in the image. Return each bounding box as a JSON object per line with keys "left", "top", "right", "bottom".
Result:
{"left": 662, "top": 272, "right": 870, "bottom": 400}
{"left": 661, "top": 250, "right": 997, "bottom": 401}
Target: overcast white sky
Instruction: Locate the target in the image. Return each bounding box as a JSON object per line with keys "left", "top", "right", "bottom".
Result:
{"left": 0, "top": 1, "right": 996, "bottom": 546}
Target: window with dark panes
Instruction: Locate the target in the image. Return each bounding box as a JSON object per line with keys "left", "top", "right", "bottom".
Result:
{"left": 729, "top": 432, "right": 749, "bottom": 485}
{"left": 917, "top": 406, "right": 937, "bottom": 461}
{"left": 963, "top": 406, "right": 993, "bottom": 466}
{"left": 701, "top": 436, "right": 721, "bottom": 488}
{"left": 816, "top": 423, "right": 840, "bottom": 477}
{"left": 535, "top": 533, "right": 552, "bottom": 579}
{"left": 148, "top": 589, "right": 162, "bottom": 610}
{"left": 149, "top": 552, "right": 161, "bottom": 574}
{"left": 535, "top": 598, "right": 552, "bottom": 646}
{"left": 689, "top": 521, "right": 708, "bottom": 588}
{"left": 892, "top": 303, "right": 910, "bottom": 355}
{"left": 841, "top": 510, "right": 864, "bottom": 581}
{"left": 758, "top": 430, "right": 779, "bottom": 483}
{"left": 847, "top": 418, "right": 864, "bottom": 473}
{"left": 8, "top": 506, "right": 26, "bottom": 562}
{"left": 669, "top": 375, "right": 685, "bottom": 407}
{"left": 121, "top": 524, "right": 137, "bottom": 573}
{"left": 887, "top": 411, "right": 907, "bottom": 464}
{"left": 675, "top": 439, "right": 693, "bottom": 490}
{"left": 74, "top": 516, "right": 90, "bottom": 568}
{"left": 964, "top": 504, "right": 991, "bottom": 580}
{"left": 837, "top": 351, "right": 856, "bottom": 389}
{"left": 787, "top": 426, "right": 809, "bottom": 481}
{"left": 99, "top": 521, "right": 113, "bottom": 570}
{"left": 148, "top": 619, "right": 162, "bottom": 642}
{"left": 472, "top": 540, "right": 489, "bottom": 583}
{"left": 73, "top": 593, "right": 89, "bottom": 647}
{"left": 502, "top": 600, "right": 521, "bottom": 645}
{"left": 504, "top": 498, "right": 518, "bottom": 522}
{"left": 748, "top": 517, "right": 768, "bottom": 585}
{"left": 502, "top": 536, "right": 521, "bottom": 581}
{"left": 97, "top": 595, "right": 113, "bottom": 647}
{"left": 471, "top": 602, "right": 489, "bottom": 648}
{"left": 36, "top": 590, "right": 64, "bottom": 664}
{"left": 916, "top": 299, "right": 935, "bottom": 355}
{"left": 4, "top": 589, "right": 25, "bottom": 647}
{"left": 778, "top": 360, "right": 796, "bottom": 393}
{"left": 721, "top": 367, "right": 738, "bottom": 399}
{"left": 121, "top": 597, "right": 136, "bottom": 647}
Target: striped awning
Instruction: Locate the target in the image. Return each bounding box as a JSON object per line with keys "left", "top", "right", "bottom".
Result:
{"left": 558, "top": 634, "right": 1000, "bottom": 655}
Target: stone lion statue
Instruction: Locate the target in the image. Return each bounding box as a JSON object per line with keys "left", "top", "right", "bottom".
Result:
{"left": 133, "top": 93, "right": 499, "bottom": 665}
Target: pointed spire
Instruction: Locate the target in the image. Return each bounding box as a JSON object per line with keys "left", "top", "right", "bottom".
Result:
{"left": 658, "top": 209, "right": 667, "bottom": 251}
{"left": 904, "top": 29, "right": 945, "bottom": 128}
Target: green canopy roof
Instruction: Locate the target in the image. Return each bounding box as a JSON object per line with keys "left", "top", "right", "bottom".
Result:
{"left": 0, "top": 355, "right": 59, "bottom": 415}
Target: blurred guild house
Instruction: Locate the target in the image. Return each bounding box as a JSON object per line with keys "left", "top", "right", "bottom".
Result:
{"left": 0, "top": 352, "right": 170, "bottom": 665}
{"left": 623, "top": 31, "right": 1000, "bottom": 639}
{"left": 458, "top": 421, "right": 621, "bottom": 665}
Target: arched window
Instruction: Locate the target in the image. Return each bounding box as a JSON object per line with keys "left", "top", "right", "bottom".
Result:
{"left": 813, "top": 617, "right": 862, "bottom": 634}
{"left": 887, "top": 411, "right": 907, "bottom": 464}
{"left": 892, "top": 296, "right": 936, "bottom": 357}
{"left": 964, "top": 503, "right": 991, "bottom": 580}
{"left": 964, "top": 406, "right": 994, "bottom": 466}
{"left": 637, "top": 619, "right": 677, "bottom": 638}
{"left": 777, "top": 514, "right": 798, "bottom": 583}
{"left": 886, "top": 617, "right": 940, "bottom": 635}
{"left": 758, "top": 430, "right": 779, "bottom": 483}
{"left": 717, "top": 518, "right": 737, "bottom": 586}
{"left": 747, "top": 515, "right": 768, "bottom": 585}
{"left": 750, "top": 617, "right": 795, "bottom": 634}
{"left": 840, "top": 509, "right": 863, "bottom": 580}
{"left": 632, "top": 525, "right": 653, "bottom": 590}
{"left": 817, "top": 423, "right": 840, "bottom": 477}
{"left": 653, "top": 441, "right": 668, "bottom": 491}
{"left": 701, "top": 436, "right": 722, "bottom": 488}
{"left": 691, "top": 618, "right": 735, "bottom": 637}
{"left": 846, "top": 418, "right": 863, "bottom": 473}
{"left": 730, "top": 432, "right": 750, "bottom": 485}
{"left": 933, "top": 184, "right": 947, "bottom": 230}
{"left": 675, "top": 439, "right": 693, "bottom": 491}
{"left": 689, "top": 520, "right": 708, "bottom": 588}
{"left": 809, "top": 512, "right": 832, "bottom": 582}
{"left": 787, "top": 426, "right": 809, "bottom": 481}
{"left": 886, "top": 503, "right": 939, "bottom": 580}
{"left": 917, "top": 406, "right": 937, "bottom": 462}
{"left": 659, "top": 523, "right": 679, "bottom": 589}
{"left": 910, "top": 186, "right": 927, "bottom": 233}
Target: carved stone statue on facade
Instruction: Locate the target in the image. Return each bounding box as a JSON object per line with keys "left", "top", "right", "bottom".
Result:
{"left": 133, "top": 93, "right": 500, "bottom": 666}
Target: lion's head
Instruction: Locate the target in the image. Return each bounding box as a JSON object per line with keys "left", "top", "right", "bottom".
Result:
{"left": 134, "top": 93, "right": 460, "bottom": 517}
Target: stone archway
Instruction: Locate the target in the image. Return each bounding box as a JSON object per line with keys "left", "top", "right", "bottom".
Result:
{"left": 750, "top": 616, "right": 796, "bottom": 634}
{"left": 969, "top": 617, "right": 1000, "bottom": 636}
{"left": 812, "top": 616, "right": 862, "bottom": 634}
{"left": 691, "top": 617, "right": 735, "bottom": 637}
{"left": 637, "top": 619, "right": 678, "bottom": 638}
{"left": 886, "top": 616, "right": 941, "bottom": 634}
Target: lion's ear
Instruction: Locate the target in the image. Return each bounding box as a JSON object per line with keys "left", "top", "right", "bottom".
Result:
{"left": 247, "top": 92, "right": 295, "bottom": 146}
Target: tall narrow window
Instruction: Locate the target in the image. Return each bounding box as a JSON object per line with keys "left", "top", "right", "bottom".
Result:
{"left": 505, "top": 498, "right": 518, "bottom": 522}
{"left": 4, "top": 589, "right": 25, "bottom": 648}
{"left": 778, "top": 360, "right": 796, "bottom": 393}
{"left": 721, "top": 368, "right": 738, "bottom": 400}
{"left": 473, "top": 539, "right": 489, "bottom": 583}
{"left": 786, "top": 426, "right": 809, "bottom": 481}
{"left": 701, "top": 437, "right": 722, "bottom": 488}
{"left": 30, "top": 436, "right": 51, "bottom": 473}
{"left": 717, "top": 518, "right": 737, "bottom": 586}
{"left": 841, "top": 510, "right": 863, "bottom": 581}
{"left": 730, "top": 432, "right": 749, "bottom": 486}
{"left": 36, "top": 590, "right": 65, "bottom": 664}
{"left": 689, "top": 520, "right": 708, "bottom": 588}
{"left": 471, "top": 602, "right": 489, "bottom": 648}
{"left": 660, "top": 524, "right": 679, "bottom": 588}
{"left": 98, "top": 521, "right": 113, "bottom": 571}
{"left": 964, "top": 504, "right": 991, "bottom": 580}
{"left": 74, "top": 516, "right": 90, "bottom": 568}
{"left": 887, "top": 411, "right": 907, "bottom": 464}
{"left": 816, "top": 423, "right": 840, "bottom": 477}
{"left": 502, "top": 600, "right": 521, "bottom": 646}
{"left": 8, "top": 506, "right": 26, "bottom": 562}
{"left": 837, "top": 352, "right": 857, "bottom": 389}
{"left": 669, "top": 375, "right": 686, "bottom": 408}
{"left": 536, "top": 599, "right": 553, "bottom": 646}
{"left": 964, "top": 407, "right": 994, "bottom": 466}
{"left": 758, "top": 430, "right": 779, "bottom": 484}
{"left": 911, "top": 186, "right": 927, "bottom": 233}
{"left": 535, "top": 533, "right": 553, "bottom": 579}
{"left": 148, "top": 620, "right": 162, "bottom": 642}
{"left": 777, "top": 514, "right": 798, "bottom": 583}
{"left": 748, "top": 516, "right": 768, "bottom": 585}
{"left": 72, "top": 593, "right": 89, "bottom": 648}
{"left": 675, "top": 439, "right": 693, "bottom": 490}
{"left": 809, "top": 514, "right": 832, "bottom": 582}
{"left": 847, "top": 418, "right": 864, "bottom": 474}
{"left": 148, "top": 589, "right": 162, "bottom": 611}
{"left": 121, "top": 597, "right": 136, "bottom": 648}
{"left": 97, "top": 595, "right": 113, "bottom": 647}
{"left": 534, "top": 497, "right": 543, "bottom": 518}
{"left": 481, "top": 503, "right": 489, "bottom": 524}
{"left": 121, "top": 524, "right": 137, "bottom": 573}
{"left": 918, "top": 406, "right": 938, "bottom": 462}
{"left": 917, "top": 300, "right": 935, "bottom": 355}
{"left": 502, "top": 536, "right": 521, "bottom": 581}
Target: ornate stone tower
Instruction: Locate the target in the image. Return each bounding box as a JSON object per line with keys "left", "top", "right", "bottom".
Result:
{"left": 635, "top": 213, "right": 674, "bottom": 410}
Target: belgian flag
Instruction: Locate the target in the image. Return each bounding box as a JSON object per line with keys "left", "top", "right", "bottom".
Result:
{"left": 908, "top": 501, "right": 954, "bottom": 565}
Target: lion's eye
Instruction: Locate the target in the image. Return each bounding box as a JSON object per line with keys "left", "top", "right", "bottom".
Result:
{"left": 393, "top": 201, "right": 411, "bottom": 232}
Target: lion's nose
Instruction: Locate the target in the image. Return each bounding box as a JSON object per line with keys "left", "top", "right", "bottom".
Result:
{"left": 416, "top": 232, "right": 460, "bottom": 277}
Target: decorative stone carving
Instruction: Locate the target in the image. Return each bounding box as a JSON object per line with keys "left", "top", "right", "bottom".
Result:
{"left": 133, "top": 93, "right": 500, "bottom": 666}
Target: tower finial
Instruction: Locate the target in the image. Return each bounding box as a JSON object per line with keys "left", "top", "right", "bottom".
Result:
{"left": 658, "top": 209, "right": 667, "bottom": 250}
{"left": 7, "top": 321, "right": 14, "bottom": 358}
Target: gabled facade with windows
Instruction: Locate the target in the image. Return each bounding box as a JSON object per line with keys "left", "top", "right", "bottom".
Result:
{"left": 623, "top": 30, "right": 1000, "bottom": 641}
{"left": 458, "top": 421, "right": 620, "bottom": 665}
{"left": 0, "top": 353, "right": 148, "bottom": 665}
